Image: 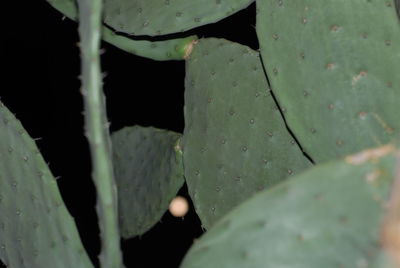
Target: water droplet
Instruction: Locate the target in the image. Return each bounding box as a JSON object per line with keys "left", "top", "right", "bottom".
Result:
{"left": 242, "top": 146, "right": 248, "bottom": 152}
{"left": 250, "top": 119, "right": 255, "bottom": 124}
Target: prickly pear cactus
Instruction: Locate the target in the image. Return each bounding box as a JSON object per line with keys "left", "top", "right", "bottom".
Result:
{"left": 182, "top": 38, "right": 312, "bottom": 229}
{"left": 103, "top": 0, "right": 254, "bottom": 36}
{"left": 180, "top": 144, "right": 400, "bottom": 268}
{"left": 111, "top": 126, "right": 184, "bottom": 238}
{"left": 47, "top": 0, "right": 198, "bottom": 60}
{"left": 256, "top": 0, "right": 400, "bottom": 163}
{"left": 0, "top": 102, "right": 93, "bottom": 268}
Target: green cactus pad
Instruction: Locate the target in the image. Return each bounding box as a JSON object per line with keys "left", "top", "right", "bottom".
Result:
{"left": 46, "top": 0, "right": 197, "bottom": 60}
{"left": 111, "top": 126, "right": 185, "bottom": 238}
{"left": 256, "top": 0, "right": 400, "bottom": 162}
{"left": 182, "top": 38, "right": 312, "bottom": 229}
{"left": 0, "top": 102, "right": 92, "bottom": 268}
{"left": 181, "top": 144, "right": 399, "bottom": 268}
{"left": 103, "top": 0, "right": 254, "bottom": 36}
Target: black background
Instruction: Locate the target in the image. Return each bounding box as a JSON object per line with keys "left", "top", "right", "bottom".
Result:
{"left": 1, "top": 1, "right": 258, "bottom": 267}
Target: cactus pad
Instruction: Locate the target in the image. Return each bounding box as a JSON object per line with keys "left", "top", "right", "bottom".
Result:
{"left": 181, "top": 144, "right": 399, "bottom": 268}
{"left": 256, "top": 0, "right": 400, "bottom": 162}
{"left": 0, "top": 102, "right": 92, "bottom": 268}
{"left": 103, "top": 0, "right": 254, "bottom": 36}
{"left": 47, "top": 0, "right": 198, "bottom": 60}
{"left": 182, "top": 38, "right": 312, "bottom": 229}
{"left": 111, "top": 126, "right": 185, "bottom": 238}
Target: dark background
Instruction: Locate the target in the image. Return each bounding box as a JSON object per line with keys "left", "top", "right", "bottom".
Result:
{"left": 1, "top": 1, "right": 258, "bottom": 267}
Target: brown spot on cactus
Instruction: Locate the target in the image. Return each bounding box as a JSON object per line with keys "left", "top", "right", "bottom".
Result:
{"left": 331, "top": 25, "right": 340, "bottom": 32}
{"left": 365, "top": 170, "right": 382, "bottom": 184}
{"left": 336, "top": 139, "right": 343, "bottom": 146}
{"left": 381, "top": 155, "right": 400, "bottom": 267}
{"left": 345, "top": 144, "right": 395, "bottom": 165}
{"left": 359, "top": 111, "right": 367, "bottom": 120}
{"left": 326, "top": 63, "right": 335, "bottom": 70}
{"left": 352, "top": 71, "right": 367, "bottom": 85}
{"left": 372, "top": 113, "right": 395, "bottom": 134}
{"left": 184, "top": 39, "right": 198, "bottom": 59}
